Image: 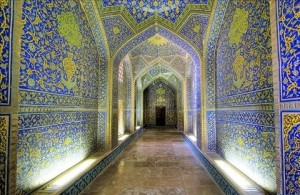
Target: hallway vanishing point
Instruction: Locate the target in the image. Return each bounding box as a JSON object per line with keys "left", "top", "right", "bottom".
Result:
{"left": 81, "top": 128, "right": 223, "bottom": 195}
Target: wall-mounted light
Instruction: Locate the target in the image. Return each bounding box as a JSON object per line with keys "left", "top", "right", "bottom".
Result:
{"left": 118, "top": 134, "right": 130, "bottom": 141}
{"left": 214, "top": 160, "right": 262, "bottom": 193}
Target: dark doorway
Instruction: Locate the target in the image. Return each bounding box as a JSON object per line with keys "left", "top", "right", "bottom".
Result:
{"left": 156, "top": 106, "right": 166, "bottom": 126}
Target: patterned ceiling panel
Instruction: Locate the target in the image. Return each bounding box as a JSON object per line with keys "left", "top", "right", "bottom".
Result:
{"left": 170, "top": 56, "right": 187, "bottom": 77}
{"left": 141, "top": 65, "right": 181, "bottom": 90}
{"left": 131, "top": 56, "right": 147, "bottom": 78}
{"left": 158, "top": 27, "right": 200, "bottom": 65}
{"left": 114, "top": 26, "right": 199, "bottom": 67}
{"left": 142, "top": 55, "right": 158, "bottom": 62}
{"left": 162, "top": 56, "right": 175, "bottom": 62}
{"left": 131, "top": 55, "right": 188, "bottom": 79}
{"left": 130, "top": 34, "right": 187, "bottom": 58}
{"left": 142, "top": 74, "right": 153, "bottom": 87}
{"left": 101, "top": 0, "right": 209, "bottom": 24}
{"left": 102, "top": 16, "right": 134, "bottom": 53}
{"left": 179, "top": 14, "right": 209, "bottom": 54}
{"left": 129, "top": 33, "right": 190, "bottom": 78}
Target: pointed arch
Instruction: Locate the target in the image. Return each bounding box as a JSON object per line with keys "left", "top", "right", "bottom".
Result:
{"left": 112, "top": 24, "right": 201, "bottom": 69}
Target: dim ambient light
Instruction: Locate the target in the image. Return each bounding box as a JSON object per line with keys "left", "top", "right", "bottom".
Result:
{"left": 214, "top": 160, "right": 262, "bottom": 193}
{"left": 46, "top": 159, "right": 97, "bottom": 190}
{"left": 118, "top": 134, "right": 130, "bottom": 141}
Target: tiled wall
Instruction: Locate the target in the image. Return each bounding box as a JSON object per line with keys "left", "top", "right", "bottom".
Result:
{"left": 274, "top": 0, "right": 300, "bottom": 194}
{"left": 16, "top": 0, "right": 102, "bottom": 193}
{"left": 0, "top": 1, "right": 14, "bottom": 194}
{"left": 0, "top": 114, "right": 10, "bottom": 194}
{"left": 81, "top": 0, "right": 109, "bottom": 150}
{"left": 0, "top": 1, "right": 12, "bottom": 106}
{"left": 206, "top": 0, "right": 276, "bottom": 192}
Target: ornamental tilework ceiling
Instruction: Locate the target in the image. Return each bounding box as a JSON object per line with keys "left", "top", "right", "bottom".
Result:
{"left": 0, "top": 1, "right": 12, "bottom": 106}
{"left": 17, "top": 0, "right": 101, "bottom": 194}
{"left": 214, "top": 0, "right": 275, "bottom": 192}
{"left": 102, "top": 0, "right": 208, "bottom": 24}
{"left": 102, "top": 16, "right": 134, "bottom": 54}
{"left": 129, "top": 34, "right": 189, "bottom": 79}
{"left": 114, "top": 26, "right": 200, "bottom": 69}
{"left": 179, "top": 14, "right": 209, "bottom": 54}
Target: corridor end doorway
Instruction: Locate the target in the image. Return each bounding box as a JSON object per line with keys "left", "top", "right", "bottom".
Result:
{"left": 156, "top": 106, "right": 166, "bottom": 126}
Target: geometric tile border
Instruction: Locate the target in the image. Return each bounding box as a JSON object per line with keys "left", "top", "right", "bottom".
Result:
{"left": 0, "top": 1, "right": 13, "bottom": 106}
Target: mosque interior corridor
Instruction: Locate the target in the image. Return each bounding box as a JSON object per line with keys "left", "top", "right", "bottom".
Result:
{"left": 0, "top": 0, "right": 300, "bottom": 194}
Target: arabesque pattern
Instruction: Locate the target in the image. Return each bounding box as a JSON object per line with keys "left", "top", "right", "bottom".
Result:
{"left": 0, "top": 1, "right": 12, "bottom": 105}
{"left": 214, "top": 0, "right": 275, "bottom": 192}
{"left": 101, "top": 0, "right": 209, "bottom": 24}
{"left": 278, "top": 0, "right": 300, "bottom": 101}
{"left": 17, "top": 0, "right": 100, "bottom": 194}
{"left": 282, "top": 112, "right": 300, "bottom": 194}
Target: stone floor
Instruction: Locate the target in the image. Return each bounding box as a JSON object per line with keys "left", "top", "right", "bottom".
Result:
{"left": 80, "top": 128, "right": 224, "bottom": 195}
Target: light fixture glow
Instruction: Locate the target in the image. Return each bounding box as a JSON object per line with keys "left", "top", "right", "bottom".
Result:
{"left": 47, "top": 159, "right": 97, "bottom": 190}
{"left": 214, "top": 160, "right": 261, "bottom": 193}
{"left": 188, "top": 134, "right": 197, "bottom": 142}
{"left": 118, "top": 134, "right": 130, "bottom": 141}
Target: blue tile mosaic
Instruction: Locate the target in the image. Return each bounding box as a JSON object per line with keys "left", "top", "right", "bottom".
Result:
{"left": 0, "top": 1, "right": 13, "bottom": 105}
{"left": 101, "top": 0, "right": 209, "bottom": 24}
{"left": 277, "top": 0, "right": 300, "bottom": 101}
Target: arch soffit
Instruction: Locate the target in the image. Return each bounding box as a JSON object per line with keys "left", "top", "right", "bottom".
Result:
{"left": 135, "top": 62, "right": 184, "bottom": 85}
{"left": 112, "top": 25, "right": 201, "bottom": 72}
{"left": 143, "top": 77, "right": 178, "bottom": 94}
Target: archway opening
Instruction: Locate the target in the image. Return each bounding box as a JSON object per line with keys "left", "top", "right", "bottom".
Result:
{"left": 144, "top": 80, "right": 177, "bottom": 128}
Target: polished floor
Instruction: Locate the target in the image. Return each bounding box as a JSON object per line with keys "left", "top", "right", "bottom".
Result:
{"left": 81, "top": 128, "right": 224, "bottom": 195}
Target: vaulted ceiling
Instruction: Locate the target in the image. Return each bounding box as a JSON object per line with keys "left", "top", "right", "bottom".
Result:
{"left": 93, "top": 0, "right": 214, "bottom": 80}
{"left": 129, "top": 34, "right": 190, "bottom": 79}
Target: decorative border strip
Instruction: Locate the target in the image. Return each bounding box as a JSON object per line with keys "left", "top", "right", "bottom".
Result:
{"left": 19, "top": 90, "right": 98, "bottom": 108}
{"left": 216, "top": 110, "right": 275, "bottom": 127}
{"left": 0, "top": 1, "right": 13, "bottom": 106}
{"left": 276, "top": 0, "right": 300, "bottom": 102}
{"left": 18, "top": 112, "right": 98, "bottom": 129}
{"left": 0, "top": 114, "right": 10, "bottom": 195}
{"left": 205, "top": 0, "right": 229, "bottom": 108}
{"left": 216, "top": 88, "right": 274, "bottom": 108}
{"left": 184, "top": 135, "right": 239, "bottom": 195}
{"left": 61, "top": 127, "right": 144, "bottom": 195}
{"left": 81, "top": 1, "right": 109, "bottom": 108}
{"left": 206, "top": 111, "right": 216, "bottom": 152}
{"left": 280, "top": 111, "right": 300, "bottom": 194}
